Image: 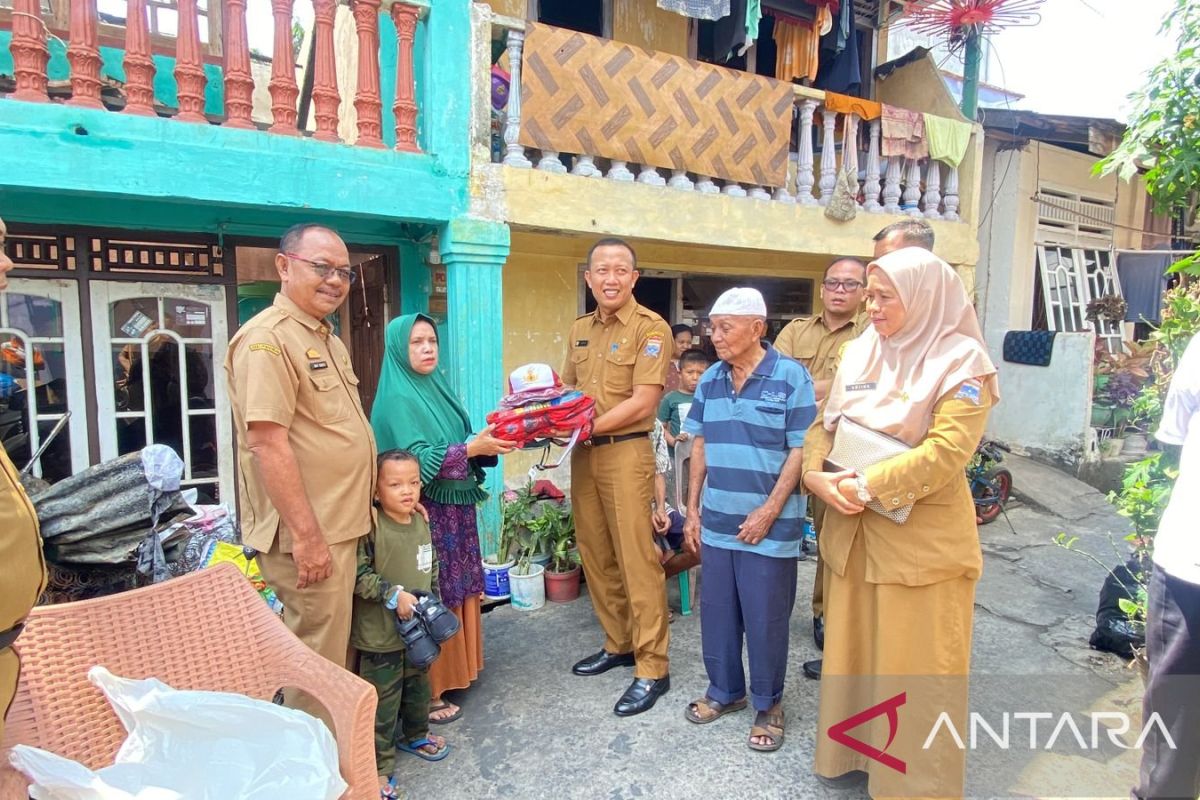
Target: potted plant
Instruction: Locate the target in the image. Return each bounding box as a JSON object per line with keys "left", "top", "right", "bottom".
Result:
{"left": 543, "top": 507, "right": 582, "bottom": 603}
{"left": 484, "top": 485, "right": 537, "bottom": 600}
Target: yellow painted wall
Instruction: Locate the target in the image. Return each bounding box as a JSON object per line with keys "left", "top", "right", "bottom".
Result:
{"left": 481, "top": 0, "right": 524, "bottom": 18}
{"left": 613, "top": 0, "right": 690, "bottom": 56}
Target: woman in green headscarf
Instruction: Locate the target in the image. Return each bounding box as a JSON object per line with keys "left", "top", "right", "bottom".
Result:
{"left": 371, "top": 313, "right": 514, "bottom": 724}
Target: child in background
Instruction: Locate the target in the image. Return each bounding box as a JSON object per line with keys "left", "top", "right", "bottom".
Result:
{"left": 352, "top": 450, "right": 449, "bottom": 799}
{"left": 658, "top": 348, "right": 710, "bottom": 449}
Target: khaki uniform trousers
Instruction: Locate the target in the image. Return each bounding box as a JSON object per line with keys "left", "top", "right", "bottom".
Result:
{"left": 258, "top": 537, "right": 359, "bottom": 723}
{"left": 571, "top": 437, "right": 669, "bottom": 679}
{"left": 811, "top": 496, "right": 828, "bottom": 619}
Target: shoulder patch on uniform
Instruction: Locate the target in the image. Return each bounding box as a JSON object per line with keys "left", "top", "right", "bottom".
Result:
{"left": 954, "top": 378, "right": 983, "bottom": 405}
{"left": 642, "top": 334, "right": 663, "bottom": 358}
{"left": 249, "top": 342, "right": 281, "bottom": 356}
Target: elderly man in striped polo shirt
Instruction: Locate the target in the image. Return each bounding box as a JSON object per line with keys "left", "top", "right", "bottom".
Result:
{"left": 680, "top": 287, "right": 817, "bottom": 753}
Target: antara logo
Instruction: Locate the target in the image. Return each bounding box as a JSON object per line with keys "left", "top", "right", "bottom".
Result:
{"left": 827, "top": 692, "right": 907, "bottom": 774}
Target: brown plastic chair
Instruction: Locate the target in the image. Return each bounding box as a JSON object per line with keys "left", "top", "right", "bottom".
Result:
{"left": 0, "top": 562, "right": 378, "bottom": 800}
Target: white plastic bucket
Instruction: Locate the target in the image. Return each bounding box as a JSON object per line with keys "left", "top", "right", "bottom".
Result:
{"left": 482, "top": 559, "right": 513, "bottom": 600}
{"left": 509, "top": 563, "right": 546, "bottom": 611}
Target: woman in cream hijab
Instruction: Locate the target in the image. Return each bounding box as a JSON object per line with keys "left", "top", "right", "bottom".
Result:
{"left": 801, "top": 247, "right": 997, "bottom": 798}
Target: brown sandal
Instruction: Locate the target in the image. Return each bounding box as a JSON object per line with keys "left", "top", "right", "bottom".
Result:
{"left": 684, "top": 695, "right": 748, "bottom": 724}
{"left": 748, "top": 707, "right": 785, "bottom": 752}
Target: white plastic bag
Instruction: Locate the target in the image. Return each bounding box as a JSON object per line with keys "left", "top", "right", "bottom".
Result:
{"left": 9, "top": 667, "right": 347, "bottom": 800}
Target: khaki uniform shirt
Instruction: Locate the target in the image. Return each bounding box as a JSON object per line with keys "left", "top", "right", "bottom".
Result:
{"left": 802, "top": 380, "right": 993, "bottom": 587}
{"left": 1, "top": 447, "right": 45, "bottom": 637}
{"left": 225, "top": 294, "right": 375, "bottom": 553}
{"left": 774, "top": 312, "right": 868, "bottom": 385}
{"left": 562, "top": 300, "right": 672, "bottom": 435}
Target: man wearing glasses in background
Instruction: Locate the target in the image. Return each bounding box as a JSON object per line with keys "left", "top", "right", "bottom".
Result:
{"left": 224, "top": 223, "right": 375, "bottom": 721}
{"left": 773, "top": 256, "right": 868, "bottom": 682}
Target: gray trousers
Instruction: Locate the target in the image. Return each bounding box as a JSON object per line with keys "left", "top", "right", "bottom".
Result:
{"left": 1135, "top": 565, "right": 1200, "bottom": 800}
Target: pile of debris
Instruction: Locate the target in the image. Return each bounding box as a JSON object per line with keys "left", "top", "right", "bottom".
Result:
{"left": 30, "top": 445, "right": 239, "bottom": 603}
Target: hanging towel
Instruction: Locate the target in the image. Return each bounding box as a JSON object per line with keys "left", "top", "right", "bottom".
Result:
{"left": 1003, "top": 331, "right": 1057, "bottom": 367}
{"left": 773, "top": 8, "right": 829, "bottom": 83}
{"left": 923, "top": 113, "right": 972, "bottom": 167}
{"left": 741, "top": 0, "right": 762, "bottom": 55}
{"left": 823, "top": 92, "right": 880, "bottom": 120}
{"left": 657, "top": 0, "right": 731, "bottom": 20}
{"left": 881, "top": 104, "right": 928, "bottom": 160}
{"left": 1117, "top": 252, "right": 1174, "bottom": 324}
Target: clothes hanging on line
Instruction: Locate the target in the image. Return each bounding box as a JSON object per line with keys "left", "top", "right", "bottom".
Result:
{"left": 657, "top": 0, "right": 731, "bottom": 21}
{"left": 814, "top": 0, "right": 859, "bottom": 95}
{"left": 772, "top": 6, "right": 831, "bottom": 82}
{"left": 711, "top": 0, "right": 750, "bottom": 62}
{"left": 881, "top": 104, "right": 928, "bottom": 160}
{"left": 1117, "top": 252, "right": 1174, "bottom": 324}
{"left": 923, "top": 113, "right": 972, "bottom": 167}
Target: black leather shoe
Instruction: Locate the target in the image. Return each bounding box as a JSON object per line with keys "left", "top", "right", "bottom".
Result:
{"left": 614, "top": 675, "right": 670, "bottom": 716}
{"left": 813, "top": 616, "right": 825, "bottom": 651}
{"left": 572, "top": 650, "right": 635, "bottom": 676}
{"left": 803, "top": 659, "right": 822, "bottom": 681}
{"left": 815, "top": 770, "right": 867, "bottom": 790}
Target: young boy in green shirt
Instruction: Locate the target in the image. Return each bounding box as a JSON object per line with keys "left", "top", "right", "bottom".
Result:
{"left": 352, "top": 450, "right": 449, "bottom": 798}
{"left": 658, "top": 348, "right": 710, "bottom": 449}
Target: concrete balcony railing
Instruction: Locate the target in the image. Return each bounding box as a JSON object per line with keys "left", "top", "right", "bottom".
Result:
{"left": 485, "top": 14, "right": 974, "bottom": 223}
{"left": 3, "top": 0, "right": 425, "bottom": 151}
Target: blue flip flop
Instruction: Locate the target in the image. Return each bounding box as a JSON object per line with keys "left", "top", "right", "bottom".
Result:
{"left": 397, "top": 737, "right": 450, "bottom": 762}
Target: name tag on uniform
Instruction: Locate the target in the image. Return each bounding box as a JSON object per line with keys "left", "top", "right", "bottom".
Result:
{"left": 417, "top": 543, "right": 433, "bottom": 573}
{"left": 846, "top": 382, "right": 876, "bottom": 392}
{"left": 575, "top": 340, "right": 588, "bottom": 347}
{"left": 309, "top": 360, "right": 329, "bottom": 370}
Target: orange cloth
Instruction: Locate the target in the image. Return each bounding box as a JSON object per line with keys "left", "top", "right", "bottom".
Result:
{"left": 773, "top": 7, "right": 830, "bottom": 83}
{"left": 428, "top": 594, "right": 484, "bottom": 698}
{"left": 823, "top": 91, "right": 882, "bottom": 121}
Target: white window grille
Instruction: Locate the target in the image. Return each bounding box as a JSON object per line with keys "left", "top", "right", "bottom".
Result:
{"left": 1036, "top": 244, "right": 1125, "bottom": 352}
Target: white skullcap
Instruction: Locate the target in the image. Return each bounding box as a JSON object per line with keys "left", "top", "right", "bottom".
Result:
{"left": 710, "top": 287, "right": 767, "bottom": 317}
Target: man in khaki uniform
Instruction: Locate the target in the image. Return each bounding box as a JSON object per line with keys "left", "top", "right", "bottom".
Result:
{"left": 0, "top": 216, "right": 47, "bottom": 741}
{"left": 225, "top": 223, "right": 375, "bottom": 689}
{"left": 563, "top": 237, "right": 673, "bottom": 717}
{"left": 775, "top": 256, "right": 867, "bottom": 681}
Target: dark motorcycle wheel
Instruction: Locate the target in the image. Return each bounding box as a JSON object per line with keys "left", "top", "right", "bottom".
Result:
{"left": 975, "top": 468, "right": 1013, "bottom": 525}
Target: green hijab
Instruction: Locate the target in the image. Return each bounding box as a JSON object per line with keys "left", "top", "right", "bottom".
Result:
{"left": 370, "top": 313, "right": 487, "bottom": 506}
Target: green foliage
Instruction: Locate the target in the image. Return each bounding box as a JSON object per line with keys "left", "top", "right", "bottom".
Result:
{"left": 499, "top": 485, "right": 576, "bottom": 572}
{"left": 1096, "top": 0, "right": 1200, "bottom": 218}
{"left": 1108, "top": 452, "right": 1179, "bottom": 544}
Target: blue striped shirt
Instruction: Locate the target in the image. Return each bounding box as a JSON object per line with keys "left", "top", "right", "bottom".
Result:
{"left": 682, "top": 345, "right": 817, "bottom": 558}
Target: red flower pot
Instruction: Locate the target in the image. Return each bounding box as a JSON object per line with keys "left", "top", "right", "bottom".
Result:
{"left": 544, "top": 565, "right": 581, "bottom": 603}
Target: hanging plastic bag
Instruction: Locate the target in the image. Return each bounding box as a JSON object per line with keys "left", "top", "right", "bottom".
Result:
{"left": 9, "top": 666, "right": 346, "bottom": 800}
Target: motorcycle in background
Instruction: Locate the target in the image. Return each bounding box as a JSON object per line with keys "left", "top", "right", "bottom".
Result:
{"left": 970, "top": 439, "right": 1013, "bottom": 525}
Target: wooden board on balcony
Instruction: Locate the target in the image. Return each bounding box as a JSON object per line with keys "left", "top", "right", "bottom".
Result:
{"left": 518, "top": 22, "right": 793, "bottom": 188}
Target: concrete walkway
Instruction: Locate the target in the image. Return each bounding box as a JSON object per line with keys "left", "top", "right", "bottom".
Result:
{"left": 396, "top": 469, "right": 1145, "bottom": 799}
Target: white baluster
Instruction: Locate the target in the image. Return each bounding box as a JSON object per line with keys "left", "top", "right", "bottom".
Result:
{"left": 882, "top": 156, "right": 902, "bottom": 214}
{"left": 748, "top": 185, "right": 771, "bottom": 200}
{"left": 797, "top": 100, "right": 817, "bottom": 205}
{"left": 637, "top": 164, "right": 666, "bottom": 186}
{"left": 668, "top": 169, "right": 694, "bottom": 191}
{"left": 537, "top": 149, "right": 567, "bottom": 173}
{"left": 863, "top": 119, "right": 882, "bottom": 213}
{"left": 607, "top": 160, "right": 635, "bottom": 181}
{"left": 773, "top": 184, "right": 795, "bottom": 203}
{"left": 695, "top": 174, "right": 719, "bottom": 194}
{"left": 571, "top": 154, "right": 602, "bottom": 177}
{"left": 818, "top": 107, "right": 838, "bottom": 206}
{"left": 844, "top": 114, "right": 861, "bottom": 205}
{"left": 903, "top": 157, "right": 923, "bottom": 217}
{"left": 923, "top": 160, "right": 943, "bottom": 219}
{"left": 722, "top": 181, "right": 747, "bottom": 197}
{"left": 501, "top": 29, "right": 531, "bottom": 168}
{"left": 943, "top": 165, "right": 960, "bottom": 221}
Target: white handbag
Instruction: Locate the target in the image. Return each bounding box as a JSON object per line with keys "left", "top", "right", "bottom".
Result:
{"left": 825, "top": 417, "right": 914, "bottom": 524}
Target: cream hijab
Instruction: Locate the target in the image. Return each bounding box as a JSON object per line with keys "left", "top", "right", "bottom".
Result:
{"left": 824, "top": 247, "right": 998, "bottom": 446}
